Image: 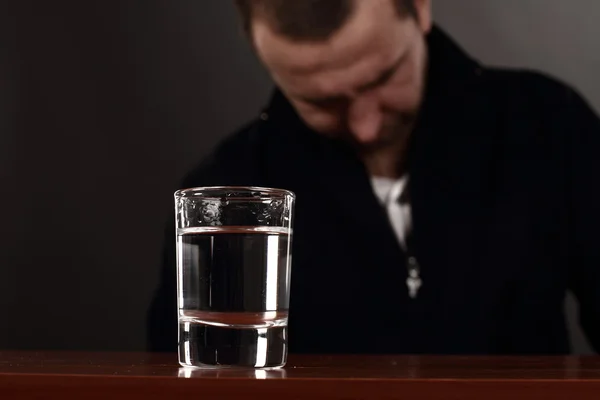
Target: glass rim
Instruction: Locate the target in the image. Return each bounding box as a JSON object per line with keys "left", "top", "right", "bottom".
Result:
{"left": 174, "top": 186, "right": 296, "bottom": 199}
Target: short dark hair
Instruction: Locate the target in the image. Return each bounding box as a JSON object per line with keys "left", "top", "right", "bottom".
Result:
{"left": 234, "top": 0, "right": 417, "bottom": 42}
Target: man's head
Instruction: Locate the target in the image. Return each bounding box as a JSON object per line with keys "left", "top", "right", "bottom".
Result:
{"left": 235, "top": 0, "right": 432, "bottom": 149}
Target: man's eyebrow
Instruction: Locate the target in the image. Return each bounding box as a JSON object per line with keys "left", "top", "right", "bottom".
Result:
{"left": 357, "top": 51, "right": 407, "bottom": 92}
{"left": 298, "top": 51, "right": 407, "bottom": 105}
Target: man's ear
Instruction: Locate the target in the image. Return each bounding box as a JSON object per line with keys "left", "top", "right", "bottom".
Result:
{"left": 413, "top": 0, "right": 432, "bottom": 33}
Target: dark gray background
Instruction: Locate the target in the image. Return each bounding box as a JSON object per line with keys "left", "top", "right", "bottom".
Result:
{"left": 1, "top": 1, "right": 597, "bottom": 353}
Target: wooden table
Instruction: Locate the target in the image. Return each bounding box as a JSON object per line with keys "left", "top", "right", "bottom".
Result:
{"left": 1, "top": 352, "right": 600, "bottom": 399}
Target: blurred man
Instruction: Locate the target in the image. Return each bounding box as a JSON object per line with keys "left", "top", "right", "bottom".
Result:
{"left": 149, "top": 0, "right": 600, "bottom": 354}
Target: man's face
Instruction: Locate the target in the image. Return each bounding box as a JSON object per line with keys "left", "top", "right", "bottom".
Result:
{"left": 252, "top": 0, "right": 432, "bottom": 148}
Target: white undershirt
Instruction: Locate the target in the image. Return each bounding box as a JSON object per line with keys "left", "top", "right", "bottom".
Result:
{"left": 370, "top": 175, "right": 412, "bottom": 249}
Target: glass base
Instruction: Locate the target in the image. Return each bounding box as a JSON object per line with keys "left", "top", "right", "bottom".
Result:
{"left": 178, "top": 322, "right": 287, "bottom": 369}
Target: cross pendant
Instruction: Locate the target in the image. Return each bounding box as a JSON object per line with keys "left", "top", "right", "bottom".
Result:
{"left": 406, "top": 270, "right": 422, "bottom": 299}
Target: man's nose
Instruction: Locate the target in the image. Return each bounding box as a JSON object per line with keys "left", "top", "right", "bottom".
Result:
{"left": 347, "top": 94, "right": 382, "bottom": 143}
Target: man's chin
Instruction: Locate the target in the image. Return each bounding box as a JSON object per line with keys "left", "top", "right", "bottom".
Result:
{"left": 353, "top": 136, "right": 397, "bottom": 152}
{"left": 353, "top": 117, "right": 415, "bottom": 149}
{"left": 316, "top": 124, "right": 410, "bottom": 151}
{"left": 348, "top": 129, "right": 404, "bottom": 152}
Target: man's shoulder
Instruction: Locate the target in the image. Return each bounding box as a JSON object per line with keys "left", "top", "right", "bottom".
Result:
{"left": 482, "top": 67, "right": 595, "bottom": 120}
{"left": 481, "top": 65, "right": 599, "bottom": 133}
{"left": 179, "top": 119, "right": 268, "bottom": 189}
{"left": 479, "top": 65, "right": 584, "bottom": 110}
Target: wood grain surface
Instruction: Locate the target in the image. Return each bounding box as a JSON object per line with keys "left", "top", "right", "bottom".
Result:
{"left": 1, "top": 352, "right": 600, "bottom": 399}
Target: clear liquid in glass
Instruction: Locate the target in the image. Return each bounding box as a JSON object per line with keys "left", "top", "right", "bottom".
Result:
{"left": 177, "top": 226, "right": 291, "bottom": 369}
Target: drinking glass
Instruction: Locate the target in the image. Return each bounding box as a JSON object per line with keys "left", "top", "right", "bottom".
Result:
{"left": 175, "top": 186, "right": 295, "bottom": 369}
